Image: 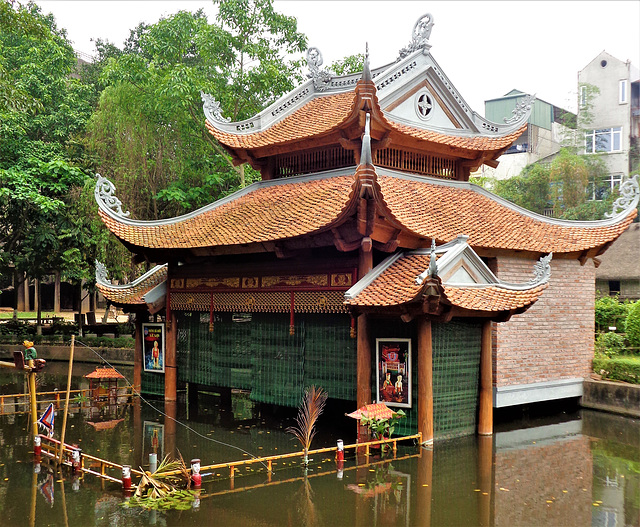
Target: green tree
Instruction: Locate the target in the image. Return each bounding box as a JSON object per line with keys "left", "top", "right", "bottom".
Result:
{"left": 330, "top": 53, "right": 364, "bottom": 76}
{"left": 0, "top": 2, "right": 107, "bottom": 323}
{"left": 625, "top": 301, "right": 640, "bottom": 350}
{"left": 86, "top": 1, "right": 307, "bottom": 220}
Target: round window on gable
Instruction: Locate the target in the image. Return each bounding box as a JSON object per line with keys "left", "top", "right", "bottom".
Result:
{"left": 600, "top": 59, "right": 608, "bottom": 68}
{"left": 415, "top": 91, "right": 434, "bottom": 120}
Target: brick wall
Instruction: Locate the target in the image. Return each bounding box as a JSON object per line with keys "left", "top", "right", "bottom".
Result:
{"left": 494, "top": 256, "right": 595, "bottom": 387}
{"left": 494, "top": 436, "right": 593, "bottom": 527}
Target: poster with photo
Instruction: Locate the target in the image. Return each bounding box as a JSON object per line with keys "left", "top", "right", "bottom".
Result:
{"left": 376, "top": 338, "right": 411, "bottom": 408}
{"left": 142, "top": 323, "right": 165, "bottom": 373}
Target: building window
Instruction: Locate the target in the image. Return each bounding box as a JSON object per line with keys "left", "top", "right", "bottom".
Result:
{"left": 580, "top": 86, "right": 587, "bottom": 108}
{"left": 584, "top": 127, "right": 622, "bottom": 153}
{"left": 609, "top": 280, "right": 621, "bottom": 296}
{"left": 590, "top": 173, "right": 623, "bottom": 200}
{"left": 619, "top": 79, "right": 628, "bottom": 104}
{"left": 415, "top": 91, "right": 433, "bottom": 120}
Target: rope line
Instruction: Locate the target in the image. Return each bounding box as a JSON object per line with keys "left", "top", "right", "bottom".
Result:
{"left": 73, "top": 339, "right": 270, "bottom": 470}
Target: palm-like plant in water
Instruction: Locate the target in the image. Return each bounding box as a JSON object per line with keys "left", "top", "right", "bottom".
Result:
{"left": 287, "top": 386, "right": 328, "bottom": 465}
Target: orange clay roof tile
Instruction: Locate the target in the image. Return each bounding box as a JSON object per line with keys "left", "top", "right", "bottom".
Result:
{"left": 99, "top": 176, "right": 355, "bottom": 249}
{"left": 206, "top": 92, "right": 355, "bottom": 149}
{"left": 99, "top": 173, "right": 635, "bottom": 254}
{"left": 206, "top": 91, "right": 527, "bottom": 152}
{"left": 85, "top": 368, "right": 125, "bottom": 379}
{"left": 346, "top": 253, "right": 546, "bottom": 311}
{"left": 96, "top": 265, "right": 168, "bottom": 305}
{"left": 377, "top": 175, "right": 636, "bottom": 252}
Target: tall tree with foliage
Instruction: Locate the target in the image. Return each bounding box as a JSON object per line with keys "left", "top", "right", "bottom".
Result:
{"left": 0, "top": 1, "right": 106, "bottom": 322}
{"left": 86, "top": 0, "right": 307, "bottom": 221}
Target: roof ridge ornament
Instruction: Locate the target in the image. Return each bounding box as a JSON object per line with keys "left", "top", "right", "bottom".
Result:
{"left": 504, "top": 94, "right": 536, "bottom": 124}
{"left": 428, "top": 239, "right": 438, "bottom": 278}
{"left": 95, "top": 174, "right": 130, "bottom": 218}
{"left": 306, "top": 47, "right": 332, "bottom": 92}
{"left": 361, "top": 43, "right": 371, "bottom": 82}
{"left": 361, "top": 113, "right": 372, "bottom": 165}
{"left": 528, "top": 253, "right": 553, "bottom": 285}
{"left": 201, "top": 91, "right": 230, "bottom": 123}
{"left": 95, "top": 260, "right": 111, "bottom": 285}
{"left": 399, "top": 13, "right": 434, "bottom": 59}
{"left": 604, "top": 174, "right": 639, "bottom": 218}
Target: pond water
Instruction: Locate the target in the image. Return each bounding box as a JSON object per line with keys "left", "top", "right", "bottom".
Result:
{"left": 0, "top": 363, "right": 638, "bottom": 526}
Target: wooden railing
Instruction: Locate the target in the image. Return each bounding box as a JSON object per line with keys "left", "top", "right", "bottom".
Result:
{"left": 159, "top": 432, "right": 423, "bottom": 479}
{"left": 375, "top": 147, "right": 458, "bottom": 179}
{"left": 38, "top": 434, "right": 144, "bottom": 484}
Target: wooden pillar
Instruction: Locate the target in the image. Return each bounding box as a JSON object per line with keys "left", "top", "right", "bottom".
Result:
{"left": 356, "top": 313, "right": 371, "bottom": 409}
{"left": 33, "top": 279, "right": 39, "bottom": 313}
{"left": 356, "top": 242, "right": 373, "bottom": 410}
{"left": 53, "top": 271, "right": 61, "bottom": 313}
{"left": 416, "top": 446, "right": 433, "bottom": 526}
{"left": 478, "top": 320, "right": 493, "bottom": 435}
{"left": 133, "top": 317, "right": 143, "bottom": 393}
{"left": 164, "top": 312, "right": 177, "bottom": 402}
{"left": 417, "top": 317, "right": 433, "bottom": 444}
{"left": 15, "top": 270, "right": 25, "bottom": 312}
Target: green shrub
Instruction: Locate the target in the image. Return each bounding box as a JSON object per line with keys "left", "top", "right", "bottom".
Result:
{"left": 595, "top": 295, "right": 628, "bottom": 331}
{"left": 595, "top": 332, "right": 626, "bottom": 357}
{"left": 624, "top": 300, "right": 640, "bottom": 349}
{"left": 593, "top": 356, "right": 640, "bottom": 384}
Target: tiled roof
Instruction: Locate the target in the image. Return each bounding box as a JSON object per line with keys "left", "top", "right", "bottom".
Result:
{"left": 85, "top": 367, "right": 125, "bottom": 379}
{"left": 377, "top": 174, "right": 637, "bottom": 253}
{"left": 98, "top": 175, "right": 355, "bottom": 248}
{"left": 96, "top": 265, "right": 168, "bottom": 305}
{"left": 98, "top": 172, "right": 635, "bottom": 254}
{"left": 205, "top": 91, "right": 527, "bottom": 153}
{"left": 345, "top": 253, "right": 546, "bottom": 311}
{"left": 206, "top": 92, "right": 355, "bottom": 149}
{"left": 387, "top": 122, "right": 528, "bottom": 151}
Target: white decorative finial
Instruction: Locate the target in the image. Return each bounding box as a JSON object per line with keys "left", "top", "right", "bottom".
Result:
{"left": 504, "top": 94, "right": 536, "bottom": 124}
{"left": 94, "top": 174, "right": 130, "bottom": 218}
{"left": 306, "top": 47, "right": 332, "bottom": 91}
{"left": 528, "top": 253, "right": 552, "bottom": 285}
{"left": 201, "top": 91, "right": 230, "bottom": 123}
{"left": 604, "top": 174, "right": 639, "bottom": 218}
{"left": 95, "top": 260, "right": 111, "bottom": 285}
{"left": 428, "top": 239, "right": 438, "bottom": 278}
{"left": 399, "top": 13, "right": 434, "bottom": 59}
{"left": 360, "top": 113, "right": 372, "bottom": 165}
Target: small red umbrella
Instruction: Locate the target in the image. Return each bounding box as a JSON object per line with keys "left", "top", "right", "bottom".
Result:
{"left": 346, "top": 403, "right": 396, "bottom": 421}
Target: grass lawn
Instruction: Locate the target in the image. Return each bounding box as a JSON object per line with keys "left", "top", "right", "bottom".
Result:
{"left": 0, "top": 311, "right": 59, "bottom": 319}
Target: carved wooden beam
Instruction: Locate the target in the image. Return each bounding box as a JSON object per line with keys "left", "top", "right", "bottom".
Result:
{"left": 332, "top": 228, "right": 361, "bottom": 252}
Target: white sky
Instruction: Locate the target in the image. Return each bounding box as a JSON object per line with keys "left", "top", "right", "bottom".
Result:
{"left": 36, "top": 0, "right": 640, "bottom": 114}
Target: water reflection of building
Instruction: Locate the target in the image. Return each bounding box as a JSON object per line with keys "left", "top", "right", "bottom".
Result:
{"left": 494, "top": 421, "right": 592, "bottom": 527}
{"left": 94, "top": 11, "right": 637, "bottom": 445}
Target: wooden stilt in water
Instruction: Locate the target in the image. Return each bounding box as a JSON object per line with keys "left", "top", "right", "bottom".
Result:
{"left": 58, "top": 335, "right": 75, "bottom": 464}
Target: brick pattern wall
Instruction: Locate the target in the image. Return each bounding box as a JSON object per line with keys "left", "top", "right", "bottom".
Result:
{"left": 494, "top": 436, "right": 593, "bottom": 527}
{"left": 494, "top": 256, "right": 595, "bottom": 387}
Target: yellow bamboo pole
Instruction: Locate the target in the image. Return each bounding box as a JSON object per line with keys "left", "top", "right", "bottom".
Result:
{"left": 58, "top": 335, "right": 75, "bottom": 465}
{"left": 29, "top": 370, "right": 38, "bottom": 437}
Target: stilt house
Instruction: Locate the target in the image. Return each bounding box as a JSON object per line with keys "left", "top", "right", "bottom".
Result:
{"left": 95, "top": 14, "right": 639, "bottom": 442}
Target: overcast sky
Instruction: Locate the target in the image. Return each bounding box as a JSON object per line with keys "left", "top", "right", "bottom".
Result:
{"left": 36, "top": 0, "right": 640, "bottom": 115}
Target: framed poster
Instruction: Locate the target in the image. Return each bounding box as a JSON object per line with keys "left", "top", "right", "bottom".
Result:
{"left": 142, "top": 323, "right": 165, "bottom": 373}
{"left": 376, "top": 338, "right": 411, "bottom": 408}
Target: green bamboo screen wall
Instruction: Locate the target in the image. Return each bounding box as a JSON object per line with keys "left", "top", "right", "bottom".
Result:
{"left": 176, "top": 312, "right": 356, "bottom": 407}
{"left": 368, "top": 318, "right": 482, "bottom": 439}
{"left": 169, "top": 311, "right": 481, "bottom": 439}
